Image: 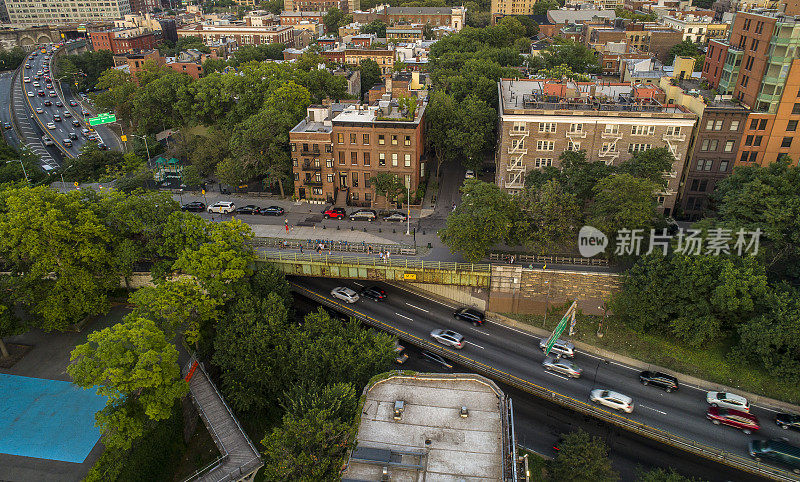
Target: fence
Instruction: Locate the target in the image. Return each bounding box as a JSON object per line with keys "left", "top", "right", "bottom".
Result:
{"left": 489, "top": 252, "right": 610, "bottom": 267}
{"left": 290, "top": 283, "right": 800, "bottom": 482}
{"left": 250, "top": 238, "right": 418, "bottom": 256}
{"left": 261, "top": 252, "right": 491, "bottom": 273}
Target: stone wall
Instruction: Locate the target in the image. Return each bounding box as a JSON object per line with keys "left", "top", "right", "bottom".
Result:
{"left": 488, "top": 265, "right": 622, "bottom": 315}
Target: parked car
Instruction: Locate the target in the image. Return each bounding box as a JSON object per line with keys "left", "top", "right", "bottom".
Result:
{"left": 331, "top": 286, "right": 359, "bottom": 303}
{"left": 181, "top": 201, "right": 206, "bottom": 212}
{"left": 542, "top": 355, "right": 582, "bottom": 378}
{"left": 706, "top": 407, "right": 759, "bottom": 434}
{"left": 323, "top": 207, "right": 346, "bottom": 219}
{"left": 453, "top": 307, "right": 485, "bottom": 326}
{"left": 420, "top": 350, "right": 453, "bottom": 370}
{"left": 430, "top": 329, "right": 465, "bottom": 349}
{"left": 590, "top": 389, "right": 634, "bottom": 413}
{"left": 63, "top": 138, "right": 72, "bottom": 147}
{"left": 234, "top": 204, "right": 261, "bottom": 215}
{"left": 465, "top": 170, "right": 475, "bottom": 179}
{"left": 776, "top": 413, "right": 800, "bottom": 431}
{"left": 539, "top": 337, "right": 575, "bottom": 358}
{"left": 97, "top": 142, "right": 108, "bottom": 150}
{"left": 706, "top": 391, "right": 750, "bottom": 412}
{"left": 41, "top": 135, "right": 54, "bottom": 146}
{"left": 394, "top": 341, "right": 408, "bottom": 364}
{"left": 207, "top": 201, "right": 235, "bottom": 214}
{"left": 349, "top": 209, "right": 377, "bottom": 222}
{"left": 360, "top": 285, "right": 387, "bottom": 301}
{"left": 639, "top": 371, "right": 679, "bottom": 393}
{"left": 260, "top": 205, "right": 285, "bottom": 216}
{"left": 749, "top": 439, "right": 800, "bottom": 474}
{"left": 383, "top": 212, "right": 407, "bottom": 222}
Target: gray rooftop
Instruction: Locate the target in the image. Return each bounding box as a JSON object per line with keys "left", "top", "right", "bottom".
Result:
{"left": 342, "top": 373, "right": 506, "bottom": 481}
{"left": 387, "top": 6, "right": 460, "bottom": 15}
{"left": 548, "top": 9, "right": 616, "bottom": 24}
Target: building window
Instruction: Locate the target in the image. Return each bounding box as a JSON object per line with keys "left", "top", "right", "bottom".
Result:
{"left": 392, "top": 153, "right": 398, "bottom": 166}
{"left": 404, "top": 135, "right": 411, "bottom": 146}
{"left": 729, "top": 120, "right": 740, "bottom": 131}
{"left": 719, "top": 160, "right": 729, "bottom": 171}
{"left": 327, "top": 174, "right": 334, "bottom": 183}
{"left": 338, "top": 152, "right": 345, "bottom": 165}
{"left": 628, "top": 143, "right": 651, "bottom": 153}
{"left": 537, "top": 140, "right": 554, "bottom": 151}
{"left": 365, "top": 192, "right": 372, "bottom": 201}
{"left": 666, "top": 126, "right": 681, "bottom": 136}
{"left": 337, "top": 133, "right": 344, "bottom": 144}
{"left": 749, "top": 151, "right": 758, "bottom": 162}
{"left": 351, "top": 152, "right": 358, "bottom": 165}
{"left": 364, "top": 153, "right": 370, "bottom": 166}
{"left": 604, "top": 124, "right": 619, "bottom": 134}
{"left": 391, "top": 135, "right": 398, "bottom": 145}
{"left": 691, "top": 179, "right": 699, "bottom": 191}
{"left": 703, "top": 159, "right": 713, "bottom": 171}
{"left": 350, "top": 133, "right": 357, "bottom": 144}
{"left": 788, "top": 120, "right": 798, "bottom": 132}
{"left": 292, "top": 159, "right": 298, "bottom": 167}
{"left": 750, "top": 118, "right": 758, "bottom": 130}
{"left": 325, "top": 144, "right": 332, "bottom": 153}
{"left": 352, "top": 172, "right": 359, "bottom": 187}
{"left": 363, "top": 134, "right": 369, "bottom": 145}
{"left": 378, "top": 134, "right": 385, "bottom": 145}
{"left": 534, "top": 158, "right": 552, "bottom": 168}
{"left": 724, "top": 140, "right": 735, "bottom": 152}
{"left": 539, "top": 122, "right": 556, "bottom": 133}
{"left": 569, "top": 123, "right": 583, "bottom": 133}
{"left": 759, "top": 118, "right": 768, "bottom": 130}
{"left": 740, "top": 151, "right": 749, "bottom": 163}
{"left": 567, "top": 141, "right": 580, "bottom": 151}
{"left": 293, "top": 173, "right": 299, "bottom": 181}
{"left": 706, "top": 120, "right": 715, "bottom": 130}
{"left": 290, "top": 143, "right": 296, "bottom": 151}
{"left": 315, "top": 173, "right": 321, "bottom": 182}
{"left": 793, "top": 103, "right": 800, "bottom": 115}
{"left": 782, "top": 137, "right": 793, "bottom": 148}
{"left": 512, "top": 121, "right": 526, "bottom": 132}
{"left": 745, "top": 135, "right": 753, "bottom": 146}
{"left": 701, "top": 139, "right": 718, "bottom": 151}
{"left": 714, "top": 120, "right": 723, "bottom": 130}
{"left": 379, "top": 153, "right": 385, "bottom": 166}
{"left": 313, "top": 187, "right": 323, "bottom": 195}
{"left": 753, "top": 135, "right": 762, "bottom": 146}
{"left": 631, "top": 125, "right": 655, "bottom": 135}
{"left": 404, "top": 154, "right": 411, "bottom": 167}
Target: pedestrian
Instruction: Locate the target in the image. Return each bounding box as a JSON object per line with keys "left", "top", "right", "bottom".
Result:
{"left": 510, "top": 255, "right": 515, "bottom": 264}
{"left": 299, "top": 244, "right": 304, "bottom": 254}
{"left": 452, "top": 202, "right": 456, "bottom": 212}
{"left": 368, "top": 245, "right": 373, "bottom": 254}
{"left": 285, "top": 224, "right": 289, "bottom": 233}
{"left": 386, "top": 250, "right": 390, "bottom": 262}
{"left": 329, "top": 246, "right": 332, "bottom": 255}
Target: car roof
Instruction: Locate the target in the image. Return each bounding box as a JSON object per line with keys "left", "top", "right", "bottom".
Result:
{"left": 718, "top": 392, "right": 747, "bottom": 402}
{"left": 605, "top": 390, "right": 632, "bottom": 402}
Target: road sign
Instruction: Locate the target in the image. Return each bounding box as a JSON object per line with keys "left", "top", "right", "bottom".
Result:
{"left": 543, "top": 301, "right": 577, "bottom": 356}
{"left": 120, "top": 135, "right": 127, "bottom": 142}
{"left": 88, "top": 113, "right": 116, "bottom": 126}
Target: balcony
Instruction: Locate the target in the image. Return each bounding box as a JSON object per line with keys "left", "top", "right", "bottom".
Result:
{"left": 301, "top": 149, "right": 321, "bottom": 157}
{"left": 567, "top": 130, "right": 587, "bottom": 138}
{"left": 598, "top": 148, "right": 620, "bottom": 157}
{"left": 302, "top": 161, "right": 322, "bottom": 171}
{"left": 601, "top": 131, "right": 621, "bottom": 138}
{"left": 663, "top": 133, "right": 686, "bottom": 142}
{"left": 303, "top": 179, "right": 323, "bottom": 187}
{"left": 509, "top": 129, "right": 529, "bottom": 136}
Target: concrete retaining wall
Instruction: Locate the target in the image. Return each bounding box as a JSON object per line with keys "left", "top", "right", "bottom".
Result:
{"left": 403, "top": 282, "right": 487, "bottom": 310}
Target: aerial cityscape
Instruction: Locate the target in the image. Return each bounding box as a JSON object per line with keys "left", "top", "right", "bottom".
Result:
{"left": 0, "top": 0, "right": 799, "bottom": 480}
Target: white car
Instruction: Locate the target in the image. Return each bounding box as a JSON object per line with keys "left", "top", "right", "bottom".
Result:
{"left": 41, "top": 135, "right": 54, "bottom": 146}
{"left": 46, "top": 122, "right": 56, "bottom": 130}
{"left": 27, "top": 91, "right": 34, "bottom": 97}
{"left": 706, "top": 391, "right": 749, "bottom": 412}
{"left": 33, "top": 81, "right": 40, "bottom": 87}
{"left": 23, "top": 77, "right": 30, "bottom": 83}
{"left": 465, "top": 170, "right": 475, "bottom": 179}
{"left": 590, "top": 389, "right": 634, "bottom": 413}
{"left": 430, "top": 329, "right": 465, "bottom": 349}
{"left": 331, "top": 287, "right": 359, "bottom": 303}
{"left": 207, "top": 201, "right": 235, "bottom": 214}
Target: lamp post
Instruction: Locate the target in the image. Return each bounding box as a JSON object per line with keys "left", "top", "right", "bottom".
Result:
{"left": 406, "top": 181, "right": 411, "bottom": 236}
{"left": 597, "top": 301, "right": 608, "bottom": 338}
{"left": 130, "top": 134, "right": 151, "bottom": 165}
{"left": 59, "top": 164, "right": 73, "bottom": 189}
{"left": 542, "top": 280, "right": 550, "bottom": 329}
{"left": 6, "top": 160, "right": 29, "bottom": 184}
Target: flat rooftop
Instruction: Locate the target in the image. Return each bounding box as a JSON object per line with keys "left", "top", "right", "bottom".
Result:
{"left": 342, "top": 373, "right": 507, "bottom": 481}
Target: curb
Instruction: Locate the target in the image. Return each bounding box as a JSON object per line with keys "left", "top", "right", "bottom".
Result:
{"left": 487, "top": 312, "right": 800, "bottom": 414}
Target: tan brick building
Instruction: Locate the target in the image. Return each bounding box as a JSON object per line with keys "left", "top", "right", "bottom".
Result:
{"left": 344, "top": 48, "right": 394, "bottom": 74}
{"left": 496, "top": 78, "right": 698, "bottom": 216}
{"left": 290, "top": 98, "right": 426, "bottom": 207}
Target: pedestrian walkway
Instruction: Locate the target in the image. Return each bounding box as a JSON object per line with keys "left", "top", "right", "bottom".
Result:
{"left": 249, "top": 223, "right": 402, "bottom": 245}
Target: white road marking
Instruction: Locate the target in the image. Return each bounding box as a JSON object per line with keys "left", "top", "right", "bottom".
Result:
{"left": 405, "top": 302, "right": 429, "bottom": 312}
{"left": 486, "top": 321, "right": 540, "bottom": 339}
{"left": 639, "top": 404, "right": 667, "bottom": 415}
{"left": 466, "top": 341, "right": 484, "bottom": 349}
{"left": 395, "top": 313, "right": 413, "bottom": 321}
{"left": 352, "top": 282, "right": 363, "bottom": 287}
{"left": 545, "top": 370, "right": 569, "bottom": 380}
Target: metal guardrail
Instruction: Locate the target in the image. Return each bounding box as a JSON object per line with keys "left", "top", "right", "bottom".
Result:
{"left": 290, "top": 283, "right": 800, "bottom": 482}
{"left": 249, "top": 237, "right": 417, "bottom": 256}
{"left": 262, "top": 251, "right": 491, "bottom": 273}
{"left": 489, "top": 252, "right": 610, "bottom": 267}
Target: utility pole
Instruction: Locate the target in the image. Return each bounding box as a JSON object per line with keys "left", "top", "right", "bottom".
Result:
{"left": 6, "top": 160, "right": 29, "bottom": 184}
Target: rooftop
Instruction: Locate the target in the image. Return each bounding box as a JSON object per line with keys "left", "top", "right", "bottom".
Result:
{"left": 387, "top": 6, "right": 463, "bottom": 14}
{"left": 341, "top": 373, "right": 508, "bottom": 482}
{"left": 548, "top": 9, "right": 616, "bottom": 24}
{"left": 677, "top": 78, "right": 746, "bottom": 108}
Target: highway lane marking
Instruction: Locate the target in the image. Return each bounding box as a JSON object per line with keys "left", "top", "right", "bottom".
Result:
{"left": 580, "top": 352, "right": 639, "bottom": 371}
{"left": 639, "top": 404, "right": 667, "bottom": 415}
{"left": 487, "top": 321, "right": 540, "bottom": 340}
{"left": 466, "top": 341, "right": 484, "bottom": 349}
{"left": 405, "top": 302, "right": 429, "bottom": 312}
{"left": 544, "top": 370, "right": 570, "bottom": 380}
{"left": 395, "top": 313, "right": 413, "bottom": 322}
{"left": 353, "top": 282, "right": 363, "bottom": 287}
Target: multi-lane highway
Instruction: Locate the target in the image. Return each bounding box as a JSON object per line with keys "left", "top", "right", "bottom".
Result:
{"left": 292, "top": 276, "right": 800, "bottom": 480}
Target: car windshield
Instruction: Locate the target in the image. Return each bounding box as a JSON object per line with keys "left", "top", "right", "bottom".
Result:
{"left": 717, "top": 392, "right": 726, "bottom": 399}
{"left": 601, "top": 390, "right": 609, "bottom": 397}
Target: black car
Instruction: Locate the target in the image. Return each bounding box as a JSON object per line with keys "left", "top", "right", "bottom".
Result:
{"left": 72, "top": 120, "right": 81, "bottom": 127}
{"left": 260, "top": 205, "right": 285, "bottom": 216}
{"left": 181, "top": 201, "right": 206, "bottom": 212}
{"left": 420, "top": 350, "right": 453, "bottom": 370}
{"left": 361, "top": 286, "right": 387, "bottom": 301}
{"left": 639, "top": 371, "right": 679, "bottom": 392}
{"left": 43, "top": 100, "right": 52, "bottom": 106}
{"left": 68, "top": 132, "right": 78, "bottom": 140}
{"left": 234, "top": 204, "right": 261, "bottom": 215}
{"left": 776, "top": 413, "right": 800, "bottom": 431}
{"left": 454, "top": 307, "right": 485, "bottom": 326}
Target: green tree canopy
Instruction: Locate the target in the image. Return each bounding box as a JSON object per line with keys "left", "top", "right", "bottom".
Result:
{"left": 550, "top": 430, "right": 618, "bottom": 482}
{"left": 589, "top": 173, "right": 661, "bottom": 244}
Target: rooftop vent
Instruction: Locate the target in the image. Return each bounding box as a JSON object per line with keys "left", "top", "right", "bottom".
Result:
{"left": 393, "top": 400, "right": 405, "bottom": 420}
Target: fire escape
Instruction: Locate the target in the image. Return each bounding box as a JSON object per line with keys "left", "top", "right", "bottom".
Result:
{"left": 506, "top": 127, "right": 528, "bottom": 190}
{"left": 660, "top": 130, "right": 686, "bottom": 197}
{"left": 598, "top": 128, "right": 621, "bottom": 166}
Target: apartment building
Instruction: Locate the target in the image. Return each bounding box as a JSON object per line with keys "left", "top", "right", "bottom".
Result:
{"left": 5, "top": 0, "right": 132, "bottom": 26}
{"left": 289, "top": 97, "right": 426, "bottom": 207}
{"left": 280, "top": 10, "right": 324, "bottom": 29}
{"left": 624, "top": 23, "right": 684, "bottom": 63}
{"left": 344, "top": 48, "right": 394, "bottom": 74}
{"left": 354, "top": 5, "right": 465, "bottom": 30}
{"left": 284, "top": 0, "right": 357, "bottom": 13}
{"left": 386, "top": 26, "right": 424, "bottom": 41}
{"left": 496, "top": 78, "right": 697, "bottom": 216}
{"left": 90, "top": 27, "right": 162, "bottom": 54}
{"left": 177, "top": 23, "right": 295, "bottom": 47}
{"left": 662, "top": 12, "right": 729, "bottom": 44}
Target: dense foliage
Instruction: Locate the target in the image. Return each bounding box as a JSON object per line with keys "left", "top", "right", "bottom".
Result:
{"left": 0, "top": 47, "right": 27, "bottom": 71}
{"left": 54, "top": 49, "right": 114, "bottom": 91}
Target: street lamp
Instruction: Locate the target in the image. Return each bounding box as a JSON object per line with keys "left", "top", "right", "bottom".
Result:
{"left": 542, "top": 280, "right": 550, "bottom": 329}
{"left": 130, "top": 134, "right": 151, "bottom": 165}
{"left": 6, "top": 160, "right": 29, "bottom": 184}
{"left": 597, "top": 302, "right": 608, "bottom": 338}
{"left": 59, "top": 164, "right": 73, "bottom": 189}
{"left": 406, "top": 181, "right": 411, "bottom": 236}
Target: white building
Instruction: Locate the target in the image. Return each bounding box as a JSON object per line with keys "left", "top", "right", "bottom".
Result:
{"left": 5, "top": 0, "right": 132, "bottom": 26}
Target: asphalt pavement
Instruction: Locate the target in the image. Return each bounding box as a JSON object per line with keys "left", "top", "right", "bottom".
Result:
{"left": 1, "top": 71, "right": 20, "bottom": 148}
{"left": 292, "top": 276, "right": 800, "bottom": 480}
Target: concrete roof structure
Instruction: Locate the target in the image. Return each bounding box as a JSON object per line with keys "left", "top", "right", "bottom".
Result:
{"left": 342, "top": 373, "right": 511, "bottom": 482}
{"left": 547, "top": 8, "right": 616, "bottom": 24}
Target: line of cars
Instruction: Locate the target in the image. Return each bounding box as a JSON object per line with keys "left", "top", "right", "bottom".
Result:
{"left": 322, "top": 207, "right": 408, "bottom": 222}
{"left": 181, "top": 200, "right": 286, "bottom": 216}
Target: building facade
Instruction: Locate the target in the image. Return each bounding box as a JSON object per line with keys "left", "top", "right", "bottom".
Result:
{"left": 496, "top": 78, "right": 698, "bottom": 216}
{"left": 290, "top": 99, "right": 426, "bottom": 207}
{"left": 177, "top": 23, "right": 295, "bottom": 47}
{"left": 354, "top": 5, "right": 465, "bottom": 30}
{"left": 5, "top": 0, "right": 132, "bottom": 26}
{"left": 344, "top": 48, "right": 394, "bottom": 74}
{"left": 90, "top": 28, "right": 161, "bottom": 54}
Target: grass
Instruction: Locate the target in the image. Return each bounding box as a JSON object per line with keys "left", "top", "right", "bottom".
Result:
{"left": 517, "top": 446, "right": 550, "bottom": 482}
{"left": 502, "top": 310, "right": 800, "bottom": 404}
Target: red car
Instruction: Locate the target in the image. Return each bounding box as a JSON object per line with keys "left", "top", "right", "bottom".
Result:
{"left": 707, "top": 407, "right": 760, "bottom": 434}
{"left": 323, "top": 207, "right": 346, "bottom": 219}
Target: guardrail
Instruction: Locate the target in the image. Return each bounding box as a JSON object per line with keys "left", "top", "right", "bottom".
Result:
{"left": 249, "top": 237, "right": 417, "bottom": 256}
{"left": 489, "top": 252, "right": 610, "bottom": 267}
{"left": 290, "top": 283, "right": 800, "bottom": 482}
{"left": 262, "top": 251, "right": 491, "bottom": 273}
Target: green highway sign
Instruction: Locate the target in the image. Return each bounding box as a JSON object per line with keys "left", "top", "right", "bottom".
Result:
{"left": 88, "top": 113, "right": 116, "bottom": 126}
{"left": 543, "top": 301, "right": 577, "bottom": 356}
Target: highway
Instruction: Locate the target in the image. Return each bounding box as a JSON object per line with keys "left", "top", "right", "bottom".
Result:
{"left": 291, "top": 276, "right": 800, "bottom": 480}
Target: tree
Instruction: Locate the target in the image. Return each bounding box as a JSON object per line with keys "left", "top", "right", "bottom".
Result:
{"left": 323, "top": 7, "right": 344, "bottom": 34}
{"left": 359, "top": 59, "right": 381, "bottom": 97}
{"left": 589, "top": 173, "right": 660, "bottom": 243}
{"left": 360, "top": 20, "right": 388, "bottom": 38}
{"left": 550, "top": 430, "right": 618, "bottom": 482}
{"left": 533, "top": 0, "right": 560, "bottom": 15}
{"left": 372, "top": 172, "right": 405, "bottom": 205}
{"left": 539, "top": 39, "right": 600, "bottom": 74}
{"left": 425, "top": 90, "right": 459, "bottom": 176}
{"left": 557, "top": 150, "right": 616, "bottom": 204}
{"left": 452, "top": 95, "right": 496, "bottom": 171}
{"left": 0, "top": 276, "right": 24, "bottom": 360}
{"left": 439, "top": 180, "right": 515, "bottom": 262}
{"left": 514, "top": 180, "right": 582, "bottom": 253}
{"left": 0, "top": 47, "right": 27, "bottom": 72}
{"left": 68, "top": 317, "right": 188, "bottom": 450}
{"left": 94, "top": 68, "right": 137, "bottom": 126}
{"left": 668, "top": 40, "right": 701, "bottom": 64}
{"left": 637, "top": 467, "right": 699, "bottom": 482}
{"left": 617, "top": 147, "right": 674, "bottom": 188}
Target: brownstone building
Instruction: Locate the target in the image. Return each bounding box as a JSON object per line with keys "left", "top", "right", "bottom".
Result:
{"left": 290, "top": 98, "right": 426, "bottom": 207}
{"left": 91, "top": 28, "right": 162, "bottom": 54}
{"left": 701, "top": 39, "right": 729, "bottom": 88}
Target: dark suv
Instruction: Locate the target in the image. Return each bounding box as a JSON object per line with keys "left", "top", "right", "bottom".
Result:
{"left": 454, "top": 307, "right": 485, "bottom": 326}
{"left": 639, "top": 371, "right": 679, "bottom": 392}
{"left": 360, "top": 286, "right": 387, "bottom": 301}
{"left": 323, "top": 207, "right": 346, "bottom": 219}
{"left": 349, "top": 209, "right": 377, "bottom": 222}
{"left": 181, "top": 201, "right": 206, "bottom": 212}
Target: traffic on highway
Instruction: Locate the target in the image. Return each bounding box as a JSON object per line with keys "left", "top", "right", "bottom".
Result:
{"left": 293, "top": 276, "right": 800, "bottom": 479}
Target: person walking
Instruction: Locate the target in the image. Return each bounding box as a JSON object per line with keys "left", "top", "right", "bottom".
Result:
{"left": 299, "top": 244, "right": 304, "bottom": 254}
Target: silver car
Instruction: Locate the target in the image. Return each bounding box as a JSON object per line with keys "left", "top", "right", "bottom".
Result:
{"left": 539, "top": 337, "right": 575, "bottom": 358}
{"left": 590, "top": 389, "right": 634, "bottom": 413}
{"left": 430, "top": 329, "right": 465, "bottom": 349}
{"left": 331, "top": 286, "right": 359, "bottom": 303}
{"left": 542, "top": 355, "right": 582, "bottom": 378}
{"left": 706, "top": 391, "right": 750, "bottom": 412}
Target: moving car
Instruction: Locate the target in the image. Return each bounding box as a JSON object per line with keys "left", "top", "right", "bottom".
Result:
{"left": 260, "top": 205, "right": 285, "bottom": 216}
{"left": 49, "top": 91, "right": 57, "bottom": 97}
{"left": 63, "top": 138, "right": 72, "bottom": 147}
{"left": 180, "top": 201, "right": 206, "bottom": 212}
{"left": 420, "top": 350, "right": 453, "bottom": 370}
{"left": 55, "top": 101, "right": 63, "bottom": 107}
{"left": 453, "top": 307, "right": 485, "bottom": 326}
{"left": 430, "top": 329, "right": 465, "bottom": 349}
{"left": 323, "top": 207, "right": 346, "bottom": 219}
{"left": 37, "top": 90, "right": 45, "bottom": 96}
{"left": 639, "top": 371, "right": 679, "bottom": 393}
{"left": 81, "top": 128, "right": 91, "bottom": 137}
{"left": 394, "top": 341, "right": 408, "bottom": 365}
{"left": 234, "top": 204, "right": 261, "bottom": 215}
{"left": 776, "top": 412, "right": 800, "bottom": 431}
{"left": 331, "top": 286, "right": 359, "bottom": 303}
{"left": 43, "top": 100, "right": 52, "bottom": 106}
{"left": 3, "top": 122, "right": 11, "bottom": 130}
{"left": 383, "top": 212, "right": 407, "bottom": 222}
{"left": 72, "top": 120, "right": 81, "bottom": 127}
{"left": 53, "top": 113, "right": 61, "bottom": 121}
{"left": 207, "top": 201, "right": 235, "bottom": 214}
{"left": 707, "top": 391, "right": 750, "bottom": 412}
{"left": 706, "top": 407, "right": 759, "bottom": 434}
{"left": 590, "top": 389, "right": 634, "bottom": 413}
{"left": 68, "top": 132, "right": 78, "bottom": 140}
{"left": 349, "top": 209, "right": 377, "bottom": 222}
{"left": 23, "top": 77, "right": 30, "bottom": 83}
{"left": 41, "top": 135, "right": 54, "bottom": 146}
{"left": 542, "top": 355, "right": 582, "bottom": 378}
{"left": 63, "top": 111, "right": 71, "bottom": 118}
{"left": 749, "top": 439, "right": 800, "bottom": 474}
{"left": 27, "top": 91, "right": 34, "bottom": 97}
{"left": 360, "top": 285, "right": 387, "bottom": 301}
{"left": 35, "top": 107, "right": 44, "bottom": 114}
{"left": 46, "top": 122, "right": 56, "bottom": 129}
{"left": 69, "top": 100, "right": 78, "bottom": 106}
{"left": 32, "top": 81, "right": 40, "bottom": 87}
{"left": 539, "top": 337, "right": 575, "bottom": 358}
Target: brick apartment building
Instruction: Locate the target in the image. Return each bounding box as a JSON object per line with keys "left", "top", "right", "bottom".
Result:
{"left": 496, "top": 78, "right": 698, "bottom": 216}
{"left": 177, "top": 23, "right": 295, "bottom": 47}
{"left": 344, "top": 48, "right": 395, "bottom": 74}
{"left": 289, "top": 97, "right": 426, "bottom": 207}
{"left": 90, "top": 28, "right": 162, "bottom": 54}
{"left": 284, "top": 0, "right": 358, "bottom": 12}
{"left": 354, "top": 5, "right": 465, "bottom": 30}
{"left": 280, "top": 10, "right": 325, "bottom": 30}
